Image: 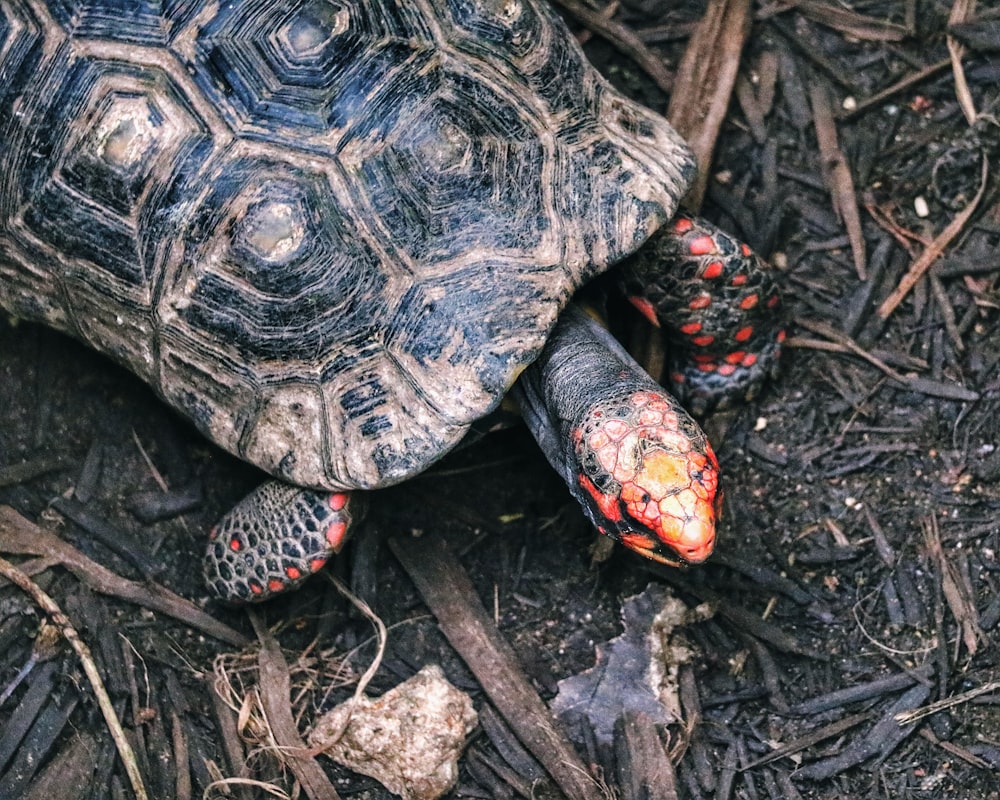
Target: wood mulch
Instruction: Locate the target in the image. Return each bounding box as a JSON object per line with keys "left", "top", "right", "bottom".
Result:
{"left": 2, "top": 1, "right": 1000, "bottom": 799}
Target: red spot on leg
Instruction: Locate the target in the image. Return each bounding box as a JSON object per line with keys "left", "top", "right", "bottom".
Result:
{"left": 229, "top": 537, "right": 242, "bottom": 552}
{"left": 689, "top": 293, "right": 711, "bottom": 310}
{"left": 627, "top": 295, "right": 661, "bottom": 327}
{"left": 326, "top": 520, "right": 349, "bottom": 551}
{"left": 309, "top": 558, "right": 326, "bottom": 573}
{"left": 700, "top": 260, "right": 723, "bottom": 279}
{"left": 285, "top": 566, "right": 302, "bottom": 580}
{"left": 673, "top": 217, "right": 694, "bottom": 233}
{"left": 689, "top": 235, "right": 717, "bottom": 256}
{"left": 680, "top": 321, "right": 702, "bottom": 335}
{"left": 267, "top": 578, "right": 286, "bottom": 594}
{"left": 725, "top": 351, "right": 746, "bottom": 364}
{"left": 734, "top": 326, "right": 754, "bottom": 342}
{"left": 739, "top": 294, "right": 759, "bottom": 310}
{"left": 691, "top": 335, "right": 715, "bottom": 347}
{"left": 329, "top": 492, "right": 348, "bottom": 511}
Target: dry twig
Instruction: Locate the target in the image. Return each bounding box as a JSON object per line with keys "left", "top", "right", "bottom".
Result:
{"left": 0, "top": 555, "right": 148, "bottom": 800}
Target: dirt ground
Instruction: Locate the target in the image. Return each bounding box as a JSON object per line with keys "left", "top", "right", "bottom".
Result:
{"left": 2, "top": 2, "right": 1000, "bottom": 799}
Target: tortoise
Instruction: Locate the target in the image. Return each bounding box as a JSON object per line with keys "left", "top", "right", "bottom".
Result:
{"left": 0, "top": 0, "right": 784, "bottom": 602}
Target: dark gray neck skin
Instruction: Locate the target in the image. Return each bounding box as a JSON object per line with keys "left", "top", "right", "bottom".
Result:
{"left": 513, "top": 303, "right": 663, "bottom": 489}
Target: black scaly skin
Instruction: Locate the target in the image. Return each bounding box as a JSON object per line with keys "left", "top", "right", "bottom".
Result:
{"left": 619, "top": 216, "right": 787, "bottom": 416}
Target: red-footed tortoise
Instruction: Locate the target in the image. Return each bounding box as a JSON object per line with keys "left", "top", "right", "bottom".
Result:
{"left": 0, "top": 0, "right": 784, "bottom": 602}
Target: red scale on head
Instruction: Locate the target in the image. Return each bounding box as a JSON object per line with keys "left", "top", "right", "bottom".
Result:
{"left": 578, "top": 474, "right": 622, "bottom": 523}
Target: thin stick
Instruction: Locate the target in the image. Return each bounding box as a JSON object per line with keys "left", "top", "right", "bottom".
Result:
{"left": 877, "top": 155, "right": 988, "bottom": 319}
{"left": 0, "top": 555, "right": 149, "bottom": 800}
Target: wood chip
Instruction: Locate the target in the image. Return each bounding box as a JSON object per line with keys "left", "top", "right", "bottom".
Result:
{"left": 667, "top": 0, "right": 751, "bottom": 209}
{"left": 389, "top": 532, "right": 604, "bottom": 800}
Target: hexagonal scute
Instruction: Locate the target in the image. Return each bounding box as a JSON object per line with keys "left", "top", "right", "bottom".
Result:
{"left": 45, "top": 0, "right": 197, "bottom": 44}
{"left": 344, "top": 65, "right": 554, "bottom": 272}
{"left": 186, "top": 0, "right": 436, "bottom": 139}
{"left": 2, "top": 49, "right": 214, "bottom": 374}
{"left": 440, "top": 0, "right": 590, "bottom": 119}
{"left": 161, "top": 157, "right": 391, "bottom": 367}
{"left": 0, "top": 0, "right": 44, "bottom": 109}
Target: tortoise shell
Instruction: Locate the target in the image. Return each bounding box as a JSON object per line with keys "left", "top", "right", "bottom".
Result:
{"left": 0, "top": 0, "right": 695, "bottom": 491}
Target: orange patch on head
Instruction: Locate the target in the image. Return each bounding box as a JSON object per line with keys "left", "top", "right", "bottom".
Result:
{"left": 617, "top": 447, "right": 718, "bottom": 565}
